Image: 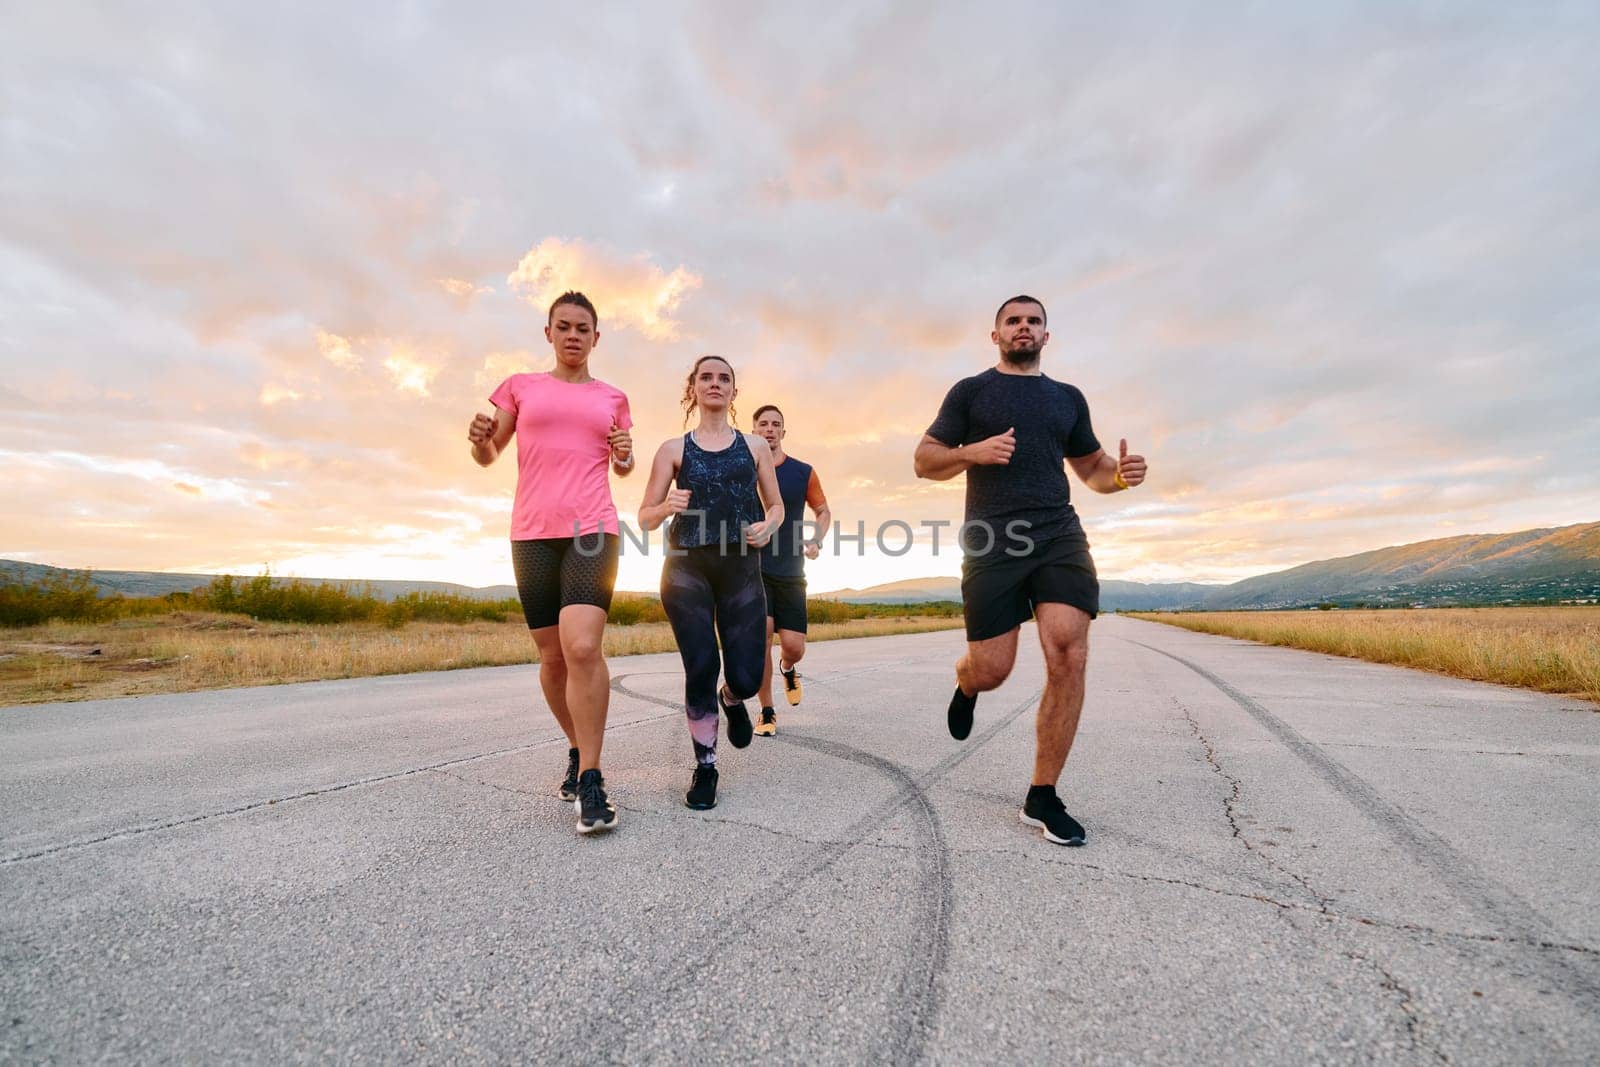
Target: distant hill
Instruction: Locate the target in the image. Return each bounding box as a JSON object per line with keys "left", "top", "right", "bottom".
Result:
{"left": 7, "top": 520, "right": 1598, "bottom": 612}
{"left": 0, "top": 560, "right": 519, "bottom": 603}
{"left": 822, "top": 577, "right": 961, "bottom": 603}
{"left": 821, "top": 521, "right": 1600, "bottom": 610}
{"left": 1196, "top": 521, "right": 1600, "bottom": 609}
{"left": 823, "top": 577, "right": 1221, "bottom": 611}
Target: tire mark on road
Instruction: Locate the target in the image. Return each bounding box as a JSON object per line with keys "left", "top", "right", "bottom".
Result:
{"left": 1126, "top": 638, "right": 1600, "bottom": 1008}
{"left": 607, "top": 671, "right": 1040, "bottom": 1066}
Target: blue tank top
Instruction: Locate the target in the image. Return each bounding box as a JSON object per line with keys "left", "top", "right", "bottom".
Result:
{"left": 669, "top": 431, "right": 764, "bottom": 549}
{"left": 760, "top": 455, "right": 814, "bottom": 577}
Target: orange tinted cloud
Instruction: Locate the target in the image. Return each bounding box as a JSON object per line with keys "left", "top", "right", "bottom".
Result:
{"left": 316, "top": 330, "right": 361, "bottom": 369}
{"left": 507, "top": 238, "right": 702, "bottom": 341}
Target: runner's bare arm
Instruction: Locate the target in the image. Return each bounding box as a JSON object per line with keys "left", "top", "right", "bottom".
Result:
{"left": 468, "top": 405, "right": 516, "bottom": 467}
{"left": 637, "top": 438, "right": 688, "bottom": 530}
{"left": 914, "top": 430, "right": 1015, "bottom": 480}
{"left": 804, "top": 470, "right": 830, "bottom": 556}
{"left": 1067, "top": 438, "right": 1146, "bottom": 493}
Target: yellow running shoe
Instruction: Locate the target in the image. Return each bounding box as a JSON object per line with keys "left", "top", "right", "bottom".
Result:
{"left": 755, "top": 707, "right": 777, "bottom": 736}
{"left": 781, "top": 662, "right": 802, "bottom": 706}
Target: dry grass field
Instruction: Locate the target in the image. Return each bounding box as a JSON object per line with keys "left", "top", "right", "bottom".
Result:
{"left": 0, "top": 611, "right": 964, "bottom": 707}
{"left": 1129, "top": 606, "right": 1600, "bottom": 705}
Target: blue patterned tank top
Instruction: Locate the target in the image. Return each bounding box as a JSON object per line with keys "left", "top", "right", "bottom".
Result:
{"left": 668, "top": 431, "right": 764, "bottom": 549}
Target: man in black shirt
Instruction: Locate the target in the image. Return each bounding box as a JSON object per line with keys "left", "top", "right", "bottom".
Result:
{"left": 914, "top": 295, "right": 1146, "bottom": 846}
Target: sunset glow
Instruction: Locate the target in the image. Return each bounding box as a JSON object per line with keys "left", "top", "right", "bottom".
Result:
{"left": 4, "top": 6, "right": 1597, "bottom": 593}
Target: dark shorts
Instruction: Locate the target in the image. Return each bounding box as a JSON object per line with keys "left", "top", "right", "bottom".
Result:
{"left": 762, "top": 572, "right": 808, "bottom": 634}
{"left": 960, "top": 535, "right": 1098, "bottom": 642}
{"left": 511, "top": 534, "right": 619, "bottom": 630}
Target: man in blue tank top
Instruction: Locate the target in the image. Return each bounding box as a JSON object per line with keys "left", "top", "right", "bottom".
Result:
{"left": 915, "top": 295, "right": 1147, "bottom": 847}
{"left": 752, "top": 405, "right": 832, "bottom": 736}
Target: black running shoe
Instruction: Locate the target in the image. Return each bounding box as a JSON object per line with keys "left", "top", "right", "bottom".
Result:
{"left": 574, "top": 769, "right": 617, "bottom": 835}
{"left": 1019, "top": 786, "right": 1085, "bottom": 846}
{"left": 558, "top": 746, "right": 580, "bottom": 802}
{"left": 685, "top": 764, "right": 719, "bottom": 810}
{"left": 721, "top": 686, "right": 754, "bottom": 748}
{"left": 781, "top": 662, "right": 802, "bottom": 706}
{"left": 947, "top": 685, "right": 977, "bottom": 741}
{"left": 754, "top": 707, "right": 777, "bottom": 737}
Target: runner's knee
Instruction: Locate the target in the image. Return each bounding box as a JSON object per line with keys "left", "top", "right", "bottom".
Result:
{"left": 561, "top": 632, "right": 603, "bottom": 666}
{"left": 724, "top": 656, "right": 763, "bottom": 700}
{"left": 966, "top": 654, "right": 1013, "bottom": 692}
{"left": 779, "top": 633, "right": 805, "bottom": 664}
{"left": 1042, "top": 636, "right": 1088, "bottom": 676}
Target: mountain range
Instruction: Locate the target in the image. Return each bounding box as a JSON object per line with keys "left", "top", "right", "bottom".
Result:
{"left": 5, "top": 521, "right": 1599, "bottom": 611}
{"left": 824, "top": 521, "right": 1600, "bottom": 610}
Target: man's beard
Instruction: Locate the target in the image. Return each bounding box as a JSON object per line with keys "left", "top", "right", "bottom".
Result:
{"left": 1001, "top": 344, "right": 1041, "bottom": 366}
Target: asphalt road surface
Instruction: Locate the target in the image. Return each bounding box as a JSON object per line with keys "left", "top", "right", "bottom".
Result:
{"left": 3, "top": 615, "right": 1598, "bottom": 1064}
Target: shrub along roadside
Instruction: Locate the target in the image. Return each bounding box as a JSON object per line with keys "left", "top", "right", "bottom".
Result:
{"left": 1, "top": 567, "right": 959, "bottom": 629}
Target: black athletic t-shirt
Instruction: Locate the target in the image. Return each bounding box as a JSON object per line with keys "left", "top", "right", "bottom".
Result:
{"left": 925, "top": 368, "right": 1102, "bottom": 557}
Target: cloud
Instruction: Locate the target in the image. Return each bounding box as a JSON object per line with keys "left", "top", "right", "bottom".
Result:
{"left": 437, "top": 277, "right": 493, "bottom": 301}
{"left": 259, "top": 383, "right": 302, "bottom": 406}
{"left": 381, "top": 347, "right": 438, "bottom": 397}
{"left": 316, "top": 330, "right": 361, "bottom": 370}
{"left": 3, "top": 5, "right": 1597, "bottom": 590}
{"left": 506, "top": 238, "right": 702, "bottom": 341}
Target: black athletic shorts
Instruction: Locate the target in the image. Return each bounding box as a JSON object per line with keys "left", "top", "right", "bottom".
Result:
{"left": 960, "top": 535, "right": 1098, "bottom": 642}
{"left": 511, "top": 534, "right": 620, "bottom": 630}
{"left": 762, "top": 572, "right": 808, "bottom": 634}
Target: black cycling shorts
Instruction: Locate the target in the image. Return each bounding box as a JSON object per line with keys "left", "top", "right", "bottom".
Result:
{"left": 960, "top": 535, "right": 1098, "bottom": 642}
{"left": 511, "top": 534, "right": 619, "bottom": 630}
{"left": 762, "top": 572, "right": 808, "bottom": 634}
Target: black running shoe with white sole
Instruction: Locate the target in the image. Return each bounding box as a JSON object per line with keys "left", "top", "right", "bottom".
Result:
{"left": 574, "top": 769, "right": 617, "bottom": 835}
{"left": 1019, "top": 785, "right": 1085, "bottom": 846}
{"left": 720, "top": 686, "right": 754, "bottom": 748}
{"left": 947, "top": 685, "right": 977, "bottom": 741}
{"left": 558, "top": 746, "right": 580, "bottom": 802}
{"left": 686, "top": 764, "right": 719, "bottom": 810}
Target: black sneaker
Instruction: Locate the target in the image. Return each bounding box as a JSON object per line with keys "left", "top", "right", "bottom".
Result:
{"left": 685, "top": 764, "right": 719, "bottom": 810}
{"left": 720, "top": 686, "right": 753, "bottom": 748}
{"left": 574, "top": 769, "right": 617, "bottom": 835}
{"left": 1019, "top": 786, "right": 1085, "bottom": 846}
{"left": 558, "top": 746, "right": 580, "bottom": 801}
{"left": 947, "top": 685, "right": 977, "bottom": 741}
{"left": 754, "top": 707, "right": 777, "bottom": 737}
{"left": 780, "top": 662, "right": 802, "bottom": 706}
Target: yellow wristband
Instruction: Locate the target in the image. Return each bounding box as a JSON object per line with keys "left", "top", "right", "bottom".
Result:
{"left": 1113, "top": 468, "right": 1130, "bottom": 490}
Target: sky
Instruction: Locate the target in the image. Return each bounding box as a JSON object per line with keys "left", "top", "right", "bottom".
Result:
{"left": 3, "top": 3, "right": 1598, "bottom": 594}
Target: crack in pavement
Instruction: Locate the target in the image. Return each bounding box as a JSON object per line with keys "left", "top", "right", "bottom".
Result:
{"left": 1171, "top": 673, "right": 1440, "bottom": 1059}
{"left": 2, "top": 699, "right": 693, "bottom": 866}
{"left": 2, "top": 736, "right": 570, "bottom": 866}
{"left": 1179, "top": 697, "right": 1332, "bottom": 911}
{"left": 950, "top": 843, "right": 1600, "bottom": 958}
{"left": 1188, "top": 703, "right": 1447, "bottom": 1064}
{"left": 1346, "top": 948, "right": 1451, "bottom": 1064}
{"left": 1124, "top": 636, "right": 1600, "bottom": 1019}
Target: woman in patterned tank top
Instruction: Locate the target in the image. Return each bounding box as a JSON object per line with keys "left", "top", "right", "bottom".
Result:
{"left": 639, "top": 355, "right": 784, "bottom": 812}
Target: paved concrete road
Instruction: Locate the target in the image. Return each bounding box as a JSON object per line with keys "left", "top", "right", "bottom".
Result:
{"left": 3, "top": 616, "right": 1598, "bottom": 1064}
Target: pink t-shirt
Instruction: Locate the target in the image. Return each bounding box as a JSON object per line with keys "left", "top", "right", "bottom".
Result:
{"left": 489, "top": 373, "right": 633, "bottom": 541}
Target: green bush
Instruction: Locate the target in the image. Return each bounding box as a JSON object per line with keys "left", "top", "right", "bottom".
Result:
{"left": 607, "top": 594, "right": 668, "bottom": 626}
{"left": 0, "top": 567, "right": 174, "bottom": 626}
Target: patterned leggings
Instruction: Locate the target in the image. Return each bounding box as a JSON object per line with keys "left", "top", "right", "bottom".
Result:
{"left": 660, "top": 546, "right": 768, "bottom": 766}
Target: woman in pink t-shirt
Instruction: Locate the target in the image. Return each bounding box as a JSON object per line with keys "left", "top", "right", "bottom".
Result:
{"left": 467, "top": 291, "right": 634, "bottom": 836}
